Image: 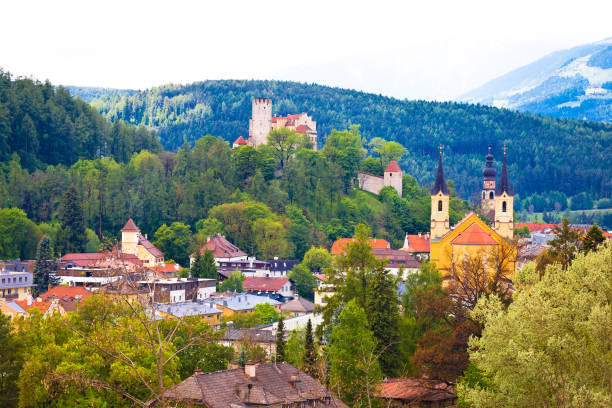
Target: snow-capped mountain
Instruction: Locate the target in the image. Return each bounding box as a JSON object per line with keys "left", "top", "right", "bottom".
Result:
{"left": 460, "top": 38, "right": 612, "bottom": 122}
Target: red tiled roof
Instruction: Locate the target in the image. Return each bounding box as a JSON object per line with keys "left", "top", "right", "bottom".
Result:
{"left": 40, "top": 286, "right": 92, "bottom": 301}
{"left": 233, "top": 136, "right": 248, "bottom": 145}
{"left": 295, "top": 124, "right": 312, "bottom": 134}
{"left": 138, "top": 236, "right": 164, "bottom": 258}
{"left": 243, "top": 277, "right": 289, "bottom": 292}
{"left": 372, "top": 248, "right": 421, "bottom": 268}
{"left": 15, "top": 300, "right": 54, "bottom": 314}
{"left": 376, "top": 378, "right": 455, "bottom": 403}
{"left": 61, "top": 252, "right": 143, "bottom": 267}
{"left": 385, "top": 160, "right": 401, "bottom": 173}
{"left": 331, "top": 238, "right": 390, "bottom": 255}
{"left": 151, "top": 263, "right": 181, "bottom": 273}
{"left": 314, "top": 274, "right": 327, "bottom": 282}
{"left": 514, "top": 223, "right": 558, "bottom": 233}
{"left": 452, "top": 223, "right": 498, "bottom": 245}
{"left": 121, "top": 218, "right": 140, "bottom": 232}
{"left": 286, "top": 113, "right": 304, "bottom": 120}
{"left": 403, "top": 234, "right": 430, "bottom": 253}
{"left": 201, "top": 234, "right": 247, "bottom": 259}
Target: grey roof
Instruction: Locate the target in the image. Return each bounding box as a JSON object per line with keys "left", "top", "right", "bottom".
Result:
{"left": 280, "top": 297, "right": 315, "bottom": 313}
{"left": 155, "top": 301, "right": 222, "bottom": 317}
{"left": 223, "top": 328, "right": 276, "bottom": 343}
{"left": 210, "top": 293, "right": 280, "bottom": 311}
{"left": 265, "top": 259, "right": 299, "bottom": 271}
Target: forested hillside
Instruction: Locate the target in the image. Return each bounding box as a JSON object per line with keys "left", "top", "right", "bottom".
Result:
{"left": 0, "top": 71, "right": 161, "bottom": 171}
{"left": 73, "top": 80, "right": 612, "bottom": 202}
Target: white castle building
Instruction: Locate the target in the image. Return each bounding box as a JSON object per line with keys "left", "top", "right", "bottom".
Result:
{"left": 357, "top": 161, "right": 403, "bottom": 197}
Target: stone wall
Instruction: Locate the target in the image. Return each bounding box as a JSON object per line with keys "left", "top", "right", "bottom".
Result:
{"left": 358, "top": 172, "right": 385, "bottom": 195}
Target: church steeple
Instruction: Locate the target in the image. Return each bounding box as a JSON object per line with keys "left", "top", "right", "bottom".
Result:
{"left": 430, "top": 147, "right": 450, "bottom": 239}
{"left": 494, "top": 146, "right": 514, "bottom": 239}
{"left": 431, "top": 147, "right": 449, "bottom": 195}
{"left": 481, "top": 146, "right": 497, "bottom": 214}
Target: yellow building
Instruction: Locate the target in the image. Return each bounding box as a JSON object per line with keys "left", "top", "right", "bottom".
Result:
{"left": 120, "top": 219, "right": 165, "bottom": 266}
{"left": 429, "top": 150, "right": 515, "bottom": 283}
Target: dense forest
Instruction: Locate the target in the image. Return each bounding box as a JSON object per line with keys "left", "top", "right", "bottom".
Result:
{"left": 0, "top": 71, "right": 161, "bottom": 171}
{"left": 68, "top": 80, "right": 612, "bottom": 202}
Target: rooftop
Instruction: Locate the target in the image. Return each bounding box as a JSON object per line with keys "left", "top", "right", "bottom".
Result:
{"left": 331, "top": 237, "right": 390, "bottom": 255}
{"left": 280, "top": 297, "right": 315, "bottom": 313}
{"left": 451, "top": 223, "right": 498, "bottom": 245}
{"left": 210, "top": 293, "right": 280, "bottom": 311}
{"left": 375, "top": 378, "right": 455, "bottom": 403}
{"left": 384, "top": 160, "right": 401, "bottom": 173}
{"left": 200, "top": 234, "right": 247, "bottom": 259}
{"left": 243, "top": 276, "right": 289, "bottom": 292}
{"left": 120, "top": 218, "right": 141, "bottom": 232}
{"left": 155, "top": 301, "right": 222, "bottom": 317}
{"left": 39, "top": 285, "right": 92, "bottom": 301}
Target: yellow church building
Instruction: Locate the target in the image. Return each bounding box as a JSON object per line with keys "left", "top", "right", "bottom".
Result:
{"left": 429, "top": 149, "right": 515, "bottom": 281}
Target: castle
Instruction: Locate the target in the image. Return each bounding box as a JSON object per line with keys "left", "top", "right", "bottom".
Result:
{"left": 120, "top": 219, "right": 165, "bottom": 266}
{"left": 429, "top": 148, "right": 515, "bottom": 278}
{"left": 357, "top": 161, "right": 403, "bottom": 197}
{"left": 234, "top": 98, "right": 318, "bottom": 149}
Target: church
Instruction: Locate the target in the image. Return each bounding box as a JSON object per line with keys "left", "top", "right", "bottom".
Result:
{"left": 428, "top": 148, "right": 515, "bottom": 280}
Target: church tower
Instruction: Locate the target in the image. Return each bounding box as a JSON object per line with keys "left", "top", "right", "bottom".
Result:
{"left": 430, "top": 149, "right": 450, "bottom": 239}
{"left": 248, "top": 98, "right": 272, "bottom": 148}
{"left": 481, "top": 147, "right": 497, "bottom": 215}
{"left": 121, "top": 218, "right": 140, "bottom": 256}
{"left": 494, "top": 148, "right": 514, "bottom": 239}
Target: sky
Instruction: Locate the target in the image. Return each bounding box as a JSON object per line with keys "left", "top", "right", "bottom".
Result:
{"left": 1, "top": 0, "right": 611, "bottom": 101}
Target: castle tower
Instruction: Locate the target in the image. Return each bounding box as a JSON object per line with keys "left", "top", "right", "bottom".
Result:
{"left": 248, "top": 98, "right": 272, "bottom": 148}
{"left": 384, "top": 160, "right": 403, "bottom": 197}
{"left": 121, "top": 218, "right": 140, "bottom": 256}
{"left": 494, "top": 148, "right": 514, "bottom": 240}
{"left": 481, "top": 147, "right": 497, "bottom": 214}
{"left": 430, "top": 149, "right": 450, "bottom": 239}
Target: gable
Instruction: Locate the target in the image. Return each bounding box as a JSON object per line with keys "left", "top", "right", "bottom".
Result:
{"left": 451, "top": 223, "right": 499, "bottom": 245}
{"left": 438, "top": 213, "right": 506, "bottom": 247}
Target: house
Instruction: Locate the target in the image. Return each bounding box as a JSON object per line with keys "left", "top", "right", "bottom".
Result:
{"left": 0, "top": 268, "right": 34, "bottom": 301}
{"left": 155, "top": 301, "right": 222, "bottom": 326}
{"left": 375, "top": 378, "right": 456, "bottom": 407}
{"left": 120, "top": 219, "right": 165, "bottom": 266}
{"left": 313, "top": 274, "right": 331, "bottom": 307}
{"left": 147, "top": 362, "right": 349, "bottom": 408}
{"left": 0, "top": 297, "right": 57, "bottom": 320}
{"left": 331, "top": 237, "right": 390, "bottom": 255}
{"left": 242, "top": 277, "right": 294, "bottom": 298}
{"left": 39, "top": 285, "right": 92, "bottom": 314}
{"left": 138, "top": 278, "right": 217, "bottom": 303}
{"left": 259, "top": 313, "right": 324, "bottom": 333}
{"left": 264, "top": 258, "right": 299, "bottom": 277}
{"left": 210, "top": 293, "right": 281, "bottom": 318}
{"left": 194, "top": 234, "right": 248, "bottom": 264}
{"left": 280, "top": 297, "right": 315, "bottom": 316}
{"left": 400, "top": 233, "right": 431, "bottom": 260}
{"left": 217, "top": 259, "right": 270, "bottom": 280}
{"left": 221, "top": 328, "right": 277, "bottom": 355}
{"left": 232, "top": 136, "right": 248, "bottom": 148}
{"left": 372, "top": 248, "right": 421, "bottom": 276}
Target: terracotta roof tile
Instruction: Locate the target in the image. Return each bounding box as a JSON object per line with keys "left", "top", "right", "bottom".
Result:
{"left": 376, "top": 378, "right": 455, "bottom": 403}
{"left": 243, "top": 276, "right": 289, "bottom": 292}
{"left": 403, "top": 234, "right": 430, "bottom": 253}
{"left": 201, "top": 234, "right": 247, "bottom": 259}
{"left": 331, "top": 238, "right": 390, "bottom": 255}
{"left": 452, "top": 223, "right": 498, "bottom": 245}
{"left": 384, "top": 160, "right": 401, "bottom": 173}
{"left": 138, "top": 236, "right": 164, "bottom": 258}
{"left": 233, "top": 136, "right": 248, "bottom": 145}
{"left": 39, "top": 286, "right": 92, "bottom": 301}
{"left": 121, "top": 218, "right": 140, "bottom": 232}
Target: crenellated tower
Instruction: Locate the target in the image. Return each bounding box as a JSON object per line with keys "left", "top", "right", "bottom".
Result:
{"left": 494, "top": 147, "right": 514, "bottom": 239}
{"left": 248, "top": 98, "right": 272, "bottom": 148}
{"left": 430, "top": 148, "right": 450, "bottom": 239}
{"left": 481, "top": 147, "right": 497, "bottom": 215}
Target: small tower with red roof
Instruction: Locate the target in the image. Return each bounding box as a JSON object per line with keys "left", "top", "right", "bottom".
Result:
{"left": 120, "top": 218, "right": 140, "bottom": 256}
{"left": 384, "top": 160, "right": 403, "bottom": 197}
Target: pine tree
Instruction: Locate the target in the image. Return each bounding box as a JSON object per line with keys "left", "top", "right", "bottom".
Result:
{"left": 201, "top": 249, "right": 218, "bottom": 279}
{"left": 32, "top": 236, "right": 59, "bottom": 296}
{"left": 366, "top": 264, "right": 402, "bottom": 376}
{"left": 191, "top": 251, "right": 204, "bottom": 278}
{"left": 540, "top": 218, "right": 582, "bottom": 270}
{"left": 276, "top": 315, "right": 286, "bottom": 362}
{"left": 238, "top": 347, "right": 246, "bottom": 368}
{"left": 582, "top": 224, "right": 605, "bottom": 254}
{"left": 56, "top": 186, "right": 86, "bottom": 255}
{"left": 303, "top": 319, "right": 317, "bottom": 377}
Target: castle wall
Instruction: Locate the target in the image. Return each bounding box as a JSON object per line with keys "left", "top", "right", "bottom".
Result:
{"left": 358, "top": 172, "right": 385, "bottom": 195}
{"left": 248, "top": 98, "right": 272, "bottom": 148}
{"left": 384, "top": 171, "right": 403, "bottom": 197}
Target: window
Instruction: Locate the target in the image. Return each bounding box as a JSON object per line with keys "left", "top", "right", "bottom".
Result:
{"left": 482, "top": 191, "right": 485, "bottom": 199}
{"left": 438, "top": 200, "right": 443, "bottom": 212}
{"left": 502, "top": 201, "right": 507, "bottom": 212}
{"left": 489, "top": 191, "right": 494, "bottom": 199}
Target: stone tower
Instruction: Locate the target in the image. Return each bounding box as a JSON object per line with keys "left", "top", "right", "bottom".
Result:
{"left": 248, "top": 98, "right": 272, "bottom": 148}
{"left": 494, "top": 149, "right": 514, "bottom": 240}
{"left": 430, "top": 151, "right": 450, "bottom": 239}
{"left": 384, "top": 160, "right": 403, "bottom": 197}
{"left": 481, "top": 147, "right": 497, "bottom": 214}
{"left": 121, "top": 218, "right": 140, "bottom": 256}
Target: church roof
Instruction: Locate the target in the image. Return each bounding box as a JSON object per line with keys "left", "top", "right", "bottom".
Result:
{"left": 483, "top": 147, "right": 497, "bottom": 180}
{"left": 496, "top": 154, "right": 513, "bottom": 196}
{"left": 121, "top": 218, "right": 140, "bottom": 232}
{"left": 385, "top": 160, "right": 401, "bottom": 173}
{"left": 295, "top": 124, "right": 312, "bottom": 133}
{"left": 451, "top": 223, "right": 498, "bottom": 245}
{"left": 431, "top": 153, "right": 449, "bottom": 195}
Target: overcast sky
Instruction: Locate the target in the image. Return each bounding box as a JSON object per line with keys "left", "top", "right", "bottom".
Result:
{"left": 1, "top": 0, "right": 610, "bottom": 100}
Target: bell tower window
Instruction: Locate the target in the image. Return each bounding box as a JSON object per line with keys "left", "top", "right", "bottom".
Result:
{"left": 489, "top": 191, "right": 494, "bottom": 199}
{"left": 502, "top": 201, "right": 507, "bottom": 212}
{"left": 438, "top": 200, "right": 443, "bottom": 212}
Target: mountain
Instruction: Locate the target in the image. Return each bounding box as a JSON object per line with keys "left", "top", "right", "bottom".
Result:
{"left": 67, "top": 80, "right": 612, "bottom": 202}
{"left": 461, "top": 38, "right": 612, "bottom": 122}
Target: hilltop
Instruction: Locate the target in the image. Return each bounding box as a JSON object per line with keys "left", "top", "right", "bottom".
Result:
{"left": 68, "top": 80, "right": 612, "bottom": 202}
{"left": 461, "top": 38, "right": 612, "bottom": 122}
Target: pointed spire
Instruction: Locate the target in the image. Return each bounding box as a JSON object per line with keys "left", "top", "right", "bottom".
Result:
{"left": 431, "top": 146, "right": 449, "bottom": 195}
{"left": 496, "top": 146, "right": 512, "bottom": 196}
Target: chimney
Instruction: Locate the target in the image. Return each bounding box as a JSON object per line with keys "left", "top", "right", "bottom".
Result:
{"left": 194, "top": 368, "right": 202, "bottom": 375}
{"left": 245, "top": 363, "right": 257, "bottom": 378}
{"left": 418, "top": 232, "right": 421, "bottom": 237}
{"left": 27, "top": 296, "right": 33, "bottom": 306}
